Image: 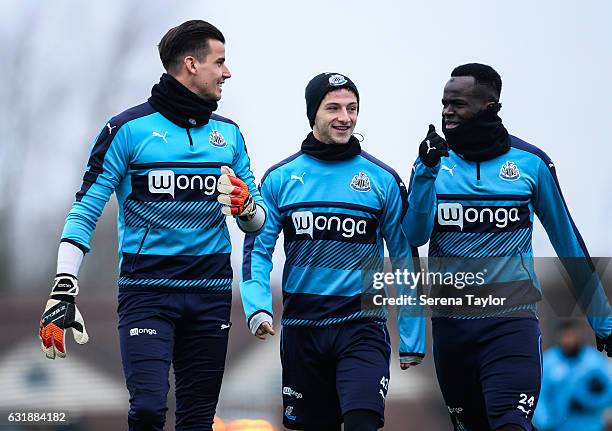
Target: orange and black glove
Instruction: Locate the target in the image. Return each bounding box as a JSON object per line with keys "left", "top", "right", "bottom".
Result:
{"left": 39, "top": 274, "right": 89, "bottom": 359}
{"left": 217, "top": 166, "right": 257, "bottom": 219}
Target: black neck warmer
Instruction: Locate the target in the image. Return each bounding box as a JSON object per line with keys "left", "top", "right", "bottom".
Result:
{"left": 301, "top": 132, "right": 361, "bottom": 161}
{"left": 148, "top": 73, "right": 217, "bottom": 128}
{"left": 442, "top": 109, "right": 511, "bottom": 161}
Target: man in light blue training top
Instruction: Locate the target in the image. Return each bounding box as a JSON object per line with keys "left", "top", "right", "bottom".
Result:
{"left": 535, "top": 320, "right": 612, "bottom": 431}
{"left": 240, "top": 72, "right": 425, "bottom": 431}
{"left": 38, "top": 20, "right": 266, "bottom": 431}
{"left": 404, "top": 62, "right": 612, "bottom": 431}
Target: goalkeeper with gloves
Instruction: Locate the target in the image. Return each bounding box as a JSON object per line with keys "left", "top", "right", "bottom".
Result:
{"left": 39, "top": 20, "right": 265, "bottom": 431}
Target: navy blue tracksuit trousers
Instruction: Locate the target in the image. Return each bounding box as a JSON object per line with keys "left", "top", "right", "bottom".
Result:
{"left": 433, "top": 316, "right": 542, "bottom": 431}
{"left": 118, "top": 291, "right": 231, "bottom": 431}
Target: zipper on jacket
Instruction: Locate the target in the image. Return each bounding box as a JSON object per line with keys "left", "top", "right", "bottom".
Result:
{"left": 476, "top": 161, "right": 481, "bottom": 180}
{"left": 131, "top": 225, "right": 150, "bottom": 271}
{"left": 186, "top": 128, "right": 194, "bottom": 149}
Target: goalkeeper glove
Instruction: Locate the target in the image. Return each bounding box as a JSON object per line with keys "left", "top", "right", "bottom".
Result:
{"left": 39, "top": 274, "right": 89, "bottom": 359}
{"left": 419, "top": 124, "right": 449, "bottom": 167}
{"left": 217, "top": 166, "right": 257, "bottom": 218}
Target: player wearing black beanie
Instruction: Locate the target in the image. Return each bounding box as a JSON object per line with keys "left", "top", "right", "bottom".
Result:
{"left": 305, "top": 72, "right": 360, "bottom": 127}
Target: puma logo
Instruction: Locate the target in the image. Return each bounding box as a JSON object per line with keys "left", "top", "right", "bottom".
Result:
{"left": 441, "top": 164, "right": 457, "bottom": 176}
{"left": 517, "top": 405, "right": 531, "bottom": 416}
{"left": 426, "top": 139, "right": 436, "bottom": 154}
{"left": 290, "top": 172, "right": 306, "bottom": 184}
{"left": 152, "top": 131, "right": 168, "bottom": 143}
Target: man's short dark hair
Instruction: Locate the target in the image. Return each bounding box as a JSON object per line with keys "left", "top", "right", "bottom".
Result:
{"left": 451, "top": 63, "right": 502, "bottom": 102}
{"left": 158, "top": 20, "right": 225, "bottom": 73}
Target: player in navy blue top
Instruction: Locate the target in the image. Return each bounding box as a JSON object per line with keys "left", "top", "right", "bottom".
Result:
{"left": 38, "top": 21, "right": 265, "bottom": 431}
{"left": 404, "top": 63, "right": 612, "bottom": 431}
{"left": 241, "top": 73, "right": 425, "bottom": 430}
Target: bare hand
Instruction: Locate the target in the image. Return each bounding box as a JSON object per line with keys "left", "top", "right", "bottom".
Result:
{"left": 255, "top": 321, "right": 275, "bottom": 340}
{"left": 400, "top": 362, "right": 420, "bottom": 370}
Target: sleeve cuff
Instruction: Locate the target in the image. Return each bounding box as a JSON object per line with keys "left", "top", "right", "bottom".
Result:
{"left": 416, "top": 158, "right": 441, "bottom": 176}
{"left": 399, "top": 352, "right": 425, "bottom": 364}
{"left": 57, "top": 241, "right": 85, "bottom": 276}
{"left": 237, "top": 204, "right": 266, "bottom": 234}
{"left": 248, "top": 311, "right": 273, "bottom": 335}
{"left": 60, "top": 238, "right": 90, "bottom": 253}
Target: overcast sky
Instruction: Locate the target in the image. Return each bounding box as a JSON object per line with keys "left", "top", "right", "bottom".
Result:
{"left": 2, "top": 0, "right": 611, "bottom": 284}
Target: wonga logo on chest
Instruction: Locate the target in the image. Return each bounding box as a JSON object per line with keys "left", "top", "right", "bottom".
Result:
{"left": 291, "top": 211, "right": 369, "bottom": 239}
{"left": 437, "top": 202, "right": 527, "bottom": 231}
{"left": 148, "top": 170, "right": 218, "bottom": 199}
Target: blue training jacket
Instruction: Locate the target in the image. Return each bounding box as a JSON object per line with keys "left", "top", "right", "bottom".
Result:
{"left": 535, "top": 345, "right": 612, "bottom": 431}
{"left": 240, "top": 149, "right": 426, "bottom": 359}
{"left": 403, "top": 135, "right": 612, "bottom": 337}
{"left": 61, "top": 102, "right": 263, "bottom": 292}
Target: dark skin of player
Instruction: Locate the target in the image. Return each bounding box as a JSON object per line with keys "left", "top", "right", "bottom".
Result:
{"left": 420, "top": 76, "right": 498, "bottom": 168}
{"left": 442, "top": 75, "right": 497, "bottom": 129}
{"left": 406, "top": 76, "right": 498, "bottom": 370}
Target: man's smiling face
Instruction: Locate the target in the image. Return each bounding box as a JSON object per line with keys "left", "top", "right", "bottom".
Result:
{"left": 442, "top": 76, "right": 491, "bottom": 129}
{"left": 312, "top": 88, "right": 358, "bottom": 145}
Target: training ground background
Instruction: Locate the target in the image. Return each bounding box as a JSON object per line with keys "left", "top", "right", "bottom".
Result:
{"left": 1, "top": 1, "right": 611, "bottom": 429}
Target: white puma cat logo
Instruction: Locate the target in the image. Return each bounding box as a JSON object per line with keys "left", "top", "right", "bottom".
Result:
{"left": 441, "top": 164, "right": 457, "bottom": 176}
{"left": 152, "top": 131, "right": 168, "bottom": 143}
{"left": 290, "top": 172, "right": 306, "bottom": 184}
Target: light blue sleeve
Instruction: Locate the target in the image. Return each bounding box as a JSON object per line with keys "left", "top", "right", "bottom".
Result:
{"left": 380, "top": 175, "right": 426, "bottom": 362}
{"left": 61, "top": 121, "right": 130, "bottom": 252}
{"left": 402, "top": 158, "right": 439, "bottom": 247}
{"left": 535, "top": 347, "right": 612, "bottom": 429}
{"left": 239, "top": 171, "right": 282, "bottom": 327}
{"left": 570, "top": 349, "right": 612, "bottom": 412}
{"left": 534, "top": 158, "right": 612, "bottom": 338}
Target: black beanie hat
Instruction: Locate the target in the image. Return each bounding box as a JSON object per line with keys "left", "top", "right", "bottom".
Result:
{"left": 305, "top": 72, "right": 359, "bottom": 127}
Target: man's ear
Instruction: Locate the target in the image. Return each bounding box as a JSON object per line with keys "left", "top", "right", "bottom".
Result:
{"left": 183, "top": 56, "right": 198, "bottom": 74}
{"left": 486, "top": 101, "right": 502, "bottom": 113}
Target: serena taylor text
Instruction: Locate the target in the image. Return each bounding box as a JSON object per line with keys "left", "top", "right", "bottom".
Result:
{"left": 372, "top": 295, "right": 507, "bottom": 308}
